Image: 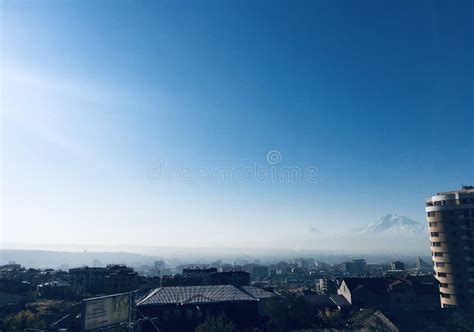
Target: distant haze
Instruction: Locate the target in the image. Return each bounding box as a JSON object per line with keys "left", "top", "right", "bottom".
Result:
{"left": 1, "top": 214, "right": 430, "bottom": 258}
{"left": 0, "top": 247, "right": 429, "bottom": 270}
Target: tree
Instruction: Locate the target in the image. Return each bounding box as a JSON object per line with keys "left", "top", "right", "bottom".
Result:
{"left": 347, "top": 308, "right": 377, "bottom": 329}
{"left": 445, "top": 310, "right": 474, "bottom": 332}
{"left": 195, "top": 316, "right": 236, "bottom": 332}
{"left": 262, "top": 295, "right": 320, "bottom": 331}
{"left": 318, "top": 308, "right": 344, "bottom": 329}
{"left": 3, "top": 310, "right": 45, "bottom": 331}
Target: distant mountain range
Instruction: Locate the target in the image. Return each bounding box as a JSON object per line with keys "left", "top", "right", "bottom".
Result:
{"left": 341, "top": 214, "right": 427, "bottom": 237}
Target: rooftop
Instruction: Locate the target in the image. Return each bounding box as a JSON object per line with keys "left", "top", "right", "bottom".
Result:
{"left": 241, "top": 286, "right": 275, "bottom": 300}
{"left": 304, "top": 294, "right": 351, "bottom": 308}
{"left": 137, "top": 285, "right": 259, "bottom": 306}
{"left": 437, "top": 185, "right": 474, "bottom": 195}
{"left": 342, "top": 278, "right": 390, "bottom": 295}
{"left": 342, "top": 276, "right": 438, "bottom": 295}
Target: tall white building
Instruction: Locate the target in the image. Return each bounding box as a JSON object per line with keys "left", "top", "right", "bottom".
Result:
{"left": 425, "top": 186, "right": 474, "bottom": 309}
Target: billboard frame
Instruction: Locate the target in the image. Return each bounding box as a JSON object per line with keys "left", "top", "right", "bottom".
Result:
{"left": 80, "top": 292, "right": 131, "bottom": 331}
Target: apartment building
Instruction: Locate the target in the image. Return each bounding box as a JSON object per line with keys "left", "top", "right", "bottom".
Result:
{"left": 426, "top": 185, "right": 474, "bottom": 309}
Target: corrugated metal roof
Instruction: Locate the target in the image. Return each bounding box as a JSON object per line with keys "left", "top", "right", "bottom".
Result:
{"left": 304, "top": 295, "right": 334, "bottom": 306}
{"left": 137, "top": 285, "right": 258, "bottom": 306}
{"left": 342, "top": 278, "right": 389, "bottom": 295}
{"left": 241, "top": 286, "right": 275, "bottom": 299}
{"left": 330, "top": 294, "right": 351, "bottom": 307}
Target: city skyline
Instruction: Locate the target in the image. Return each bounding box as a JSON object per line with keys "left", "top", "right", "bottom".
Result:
{"left": 2, "top": 0, "right": 473, "bottom": 249}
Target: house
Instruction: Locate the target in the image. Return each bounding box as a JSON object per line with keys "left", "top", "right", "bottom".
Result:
{"left": 388, "top": 275, "right": 440, "bottom": 311}
{"left": 69, "top": 265, "right": 139, "bottom": 295}
{"left": 162, "top": 269, "right": 250, "bottom": 287}
{"left": 304, "top": 294, "right": 351, "bottom": 312}
{"left": 136, "top": 285, "right": 267, "bottom": 331}
{"left": 338, "top": 277, "right": 389, "bottom": 309}
{"left": 338, "top": 275, "right": 440, "bottom": 313}
{"left": 209, "top": 271, "right": 250, "bottom": 287}
{"left": 37, "top": 280, "right": 70, "bottom": 298}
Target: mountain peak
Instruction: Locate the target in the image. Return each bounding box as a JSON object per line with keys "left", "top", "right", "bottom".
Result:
{"left": 347, "top": 214, "right": 426, "bottom": 236}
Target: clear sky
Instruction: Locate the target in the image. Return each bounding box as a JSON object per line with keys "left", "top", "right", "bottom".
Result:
{"left": 1, "top": 0, "right": 473, "bottom": 249}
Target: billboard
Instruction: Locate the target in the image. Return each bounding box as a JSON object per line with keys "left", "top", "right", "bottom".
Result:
{"left": 81, "top": 293, "right": 131, "bottom": 331}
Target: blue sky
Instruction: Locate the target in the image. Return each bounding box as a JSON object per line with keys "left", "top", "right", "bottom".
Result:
{"left": 1, "top": 0, "right": 473, "bottom": 249}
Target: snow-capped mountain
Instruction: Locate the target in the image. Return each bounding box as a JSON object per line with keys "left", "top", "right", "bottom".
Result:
{"left": 301, "top": 214, "right": 430, "bottom": 254}
{"left": 342, "top": 214, "right": 427, "bottom": 237}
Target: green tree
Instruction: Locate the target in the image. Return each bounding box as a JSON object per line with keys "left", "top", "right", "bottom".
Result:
{"left": 318, "top": 309, "right": 344, "bottom": 329}
{"left": 347, "top": 308, "right": 376, "bottom": 329}
{"left": 3, "top": 310, "right": 45, "bottom": 331}
{"left": 445, "top": 310, "right": 474, "bottom": 332}
{"left": 262, "top": 295, "right": 320, "bottom": 331}
{"left": 195, "top": 316, "right": 236, "bottom": 332}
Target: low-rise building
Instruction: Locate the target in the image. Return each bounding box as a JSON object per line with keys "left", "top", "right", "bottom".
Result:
{"left": 136, "top": 285, "right": 263, "bottom": 331}
{"left": 338, "top": 275, "right": 440, "bottom": 312}
{"left": 182, "top": 267, "right": 217, "bottom": 284}
{"left": 304, "top": 294, "right": 351, "bottom": 312}
{"left": 391, "top": 261, "right": 405, "bottom": 271}
{"left": 161, "top": 274, "right": 202, "bottom": 287}
{"left": 385, "top": 270, "right": 408, "bottom": 278}
{"left": 209, "top": 271, "right": 250, "bottom": 287}
{"left": 343, "top": 259, "right": 367, "bottom": 276}
{"left": 251, "top": 265, "right": 269, "bottom": 279}
{"left": 69, "top": 265, "right": 139, "bottom": 295}
{"left": 317, "top": 278, "right": 338, "bottom": 295}
{"left": 163, "top": 269, "right": 250, "bottom": 287}
{"left": 37, "top": 280, "right": 70, "bottom": 298}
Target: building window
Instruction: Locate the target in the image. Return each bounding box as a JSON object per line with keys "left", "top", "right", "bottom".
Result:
{"left": 441, "top": 293, "right": 451, "bottom": 298}
{"left": 429, "top": 222, "right": 438, "bottom": 227}
{"left": 428, "top": 212, "right": 436, "bottom": 217}
{"left": 431, "top": 232, "right": 439, "bottom": 237}
{"left": 440, "top": 283, "right": 449, "bottom": 288}
{"left": 434, "top": 252, "right": 443, "bottom": 257}
{"left": 436, "top": 262, "right": 445, "bottom": 267}
{"left": 438, "top": 272, "right": 447, "bottom": 277}
{"left": 432, "top": 242, "right": 441, "bottom": 247}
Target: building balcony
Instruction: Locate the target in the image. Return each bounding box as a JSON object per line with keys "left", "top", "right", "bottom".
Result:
{"left": 436, "top": 273, "right": 455, "bottom": 284}
{"left": 431, "top": 242, "right": 451, "bottom": 252}
{"left": 432, "top": 255, "right": 451, "bottom": 263}
{"left": 441, "top": 295, "right": 459, "bottom": 307}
